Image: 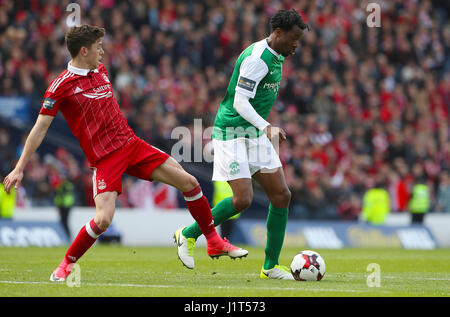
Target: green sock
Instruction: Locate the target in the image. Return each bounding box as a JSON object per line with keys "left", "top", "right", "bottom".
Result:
{"left": 182, "top": 197, "right": 239, "bottom": 240}
{"left": 264, "top": 204, "right": 289, "bottom": 270}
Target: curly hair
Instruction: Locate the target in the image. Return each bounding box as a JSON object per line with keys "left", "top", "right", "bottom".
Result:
{"left": 270, "top": 9, "right": 310, "bottom": 32}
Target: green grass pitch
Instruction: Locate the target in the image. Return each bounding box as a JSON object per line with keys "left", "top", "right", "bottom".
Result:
{"left": 0, "top": 245, "right": 449, "bottom": 297}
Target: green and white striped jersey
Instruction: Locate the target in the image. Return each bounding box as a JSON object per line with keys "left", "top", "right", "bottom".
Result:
{"left": 212, "top": 38, "right": 285, "bottom": 140}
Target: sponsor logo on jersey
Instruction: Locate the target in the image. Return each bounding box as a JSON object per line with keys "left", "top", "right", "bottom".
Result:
{"left": 237, "top": 76, "right": 256, "bottom": 92}
{"left": 82, "top": 90, "right": 112, "bottom": 100}
{"left": 263, "top": 81, "right": 281, "bottom": 93}
{"left": 82, "top": 84, "right": 112, "bottom": 99}
{"left": 43, "top": 98, "right": 56, "bottom": 110}
{"left": 93, "top": 84, "right": 110, "bottom": 93}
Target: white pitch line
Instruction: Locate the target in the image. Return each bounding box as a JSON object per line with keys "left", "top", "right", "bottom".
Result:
{"left": 97, "top": 271, "right": 450, "bottom": 281}
{"left": 0, "top": 280, "right": 170, "bottom": 288}
{"left": 0, "top": 280, "right": 388, "bottom": 293}
{"left": 382, "top": 276, "right": 450, "bottom": 281}
{"left": 325, "top": 273, "right": 450, "bottom": 281}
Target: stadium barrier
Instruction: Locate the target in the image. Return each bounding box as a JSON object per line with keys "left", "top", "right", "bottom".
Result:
{"left": 3, "top": 207, "right": 450, "bottom": 248}
{"left": 0, "top": 219, "right": 69, "bottom": 247}
{"left": 10, "top": 207, "right": 210, "bottom": 247}
{"left": 230, "top": 220, "right": 438, "bottom": 249}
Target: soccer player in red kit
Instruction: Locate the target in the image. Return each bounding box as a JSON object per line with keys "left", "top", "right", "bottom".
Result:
{"left": 2, "top": 25, "right": 247, "bottom": 281}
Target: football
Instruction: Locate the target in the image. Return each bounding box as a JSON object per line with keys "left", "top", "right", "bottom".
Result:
{"left": 290, "top": 250, "right": 326, "bottom": 281}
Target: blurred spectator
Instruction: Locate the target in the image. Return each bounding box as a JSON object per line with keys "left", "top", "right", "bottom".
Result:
{"left": 54, "top": 172, "right": 75, "bottom": 238}
{"left": 337, "top": 193, "right": 362, "bottom": 221}
{"left": 0, "top": 174, "right": 16, "bottom": 220}
{"left": 436, "top": 170, "right": 450, "bottom": 213}
{"left": 22, "top": 153, "right": 53, "bottom": 206}
{"left": 361, "top": 177, "right": 390, "bottom": 225}
{"left": 0, "top": 128, "right": 15, "bottom": 177}
{"left": 408, "top": 175, "right": 430, "bottom": 223}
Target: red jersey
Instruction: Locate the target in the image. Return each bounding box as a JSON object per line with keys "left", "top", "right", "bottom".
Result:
{"left": 40, "top": 63, "right": 135, "bottom": 164}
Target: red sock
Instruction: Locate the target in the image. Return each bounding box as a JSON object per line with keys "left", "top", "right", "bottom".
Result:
{"left": 183, "top": 185, "right": 219, "bottom": 241}
{"left": 61, "top": 219, "right": 104, "bottom": 267}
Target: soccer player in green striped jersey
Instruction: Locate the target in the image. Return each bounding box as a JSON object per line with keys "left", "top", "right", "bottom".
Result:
{"left": 175, "top": 9, "right": 309, "bottom": 279}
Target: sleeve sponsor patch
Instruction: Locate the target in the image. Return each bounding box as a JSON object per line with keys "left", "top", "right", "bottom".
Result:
{"left": 42, "top": 98, "right": 56, "bottom": 110}
{"left": 237, "top": 76, "right": 256, "bottom": 92}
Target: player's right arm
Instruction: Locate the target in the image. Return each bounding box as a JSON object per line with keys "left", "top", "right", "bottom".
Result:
{"left": 233, "top": 93, "right": 286, "bottom": 142}
{"left": 263, "top": 125, "right": 286, "bottom": 143}
{"left": 3, "top": 114, "right": 54, "bottom": 194}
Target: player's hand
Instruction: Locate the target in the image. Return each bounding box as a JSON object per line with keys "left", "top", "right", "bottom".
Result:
{"left": 264, "top": 125, "right": 287, "bottom": 143}
{"left": 2, "top": 169, "right": 24, "bottom": 194}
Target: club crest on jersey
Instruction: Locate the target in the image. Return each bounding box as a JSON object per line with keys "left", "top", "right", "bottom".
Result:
{"left": 43, "top": 98, "right": 56, "bottom": 110}
{"left": 229, "top": 161, "right": 240, "bottom": 175}
{"left": 98, "top": 179, "right": 106, "bottom": 190}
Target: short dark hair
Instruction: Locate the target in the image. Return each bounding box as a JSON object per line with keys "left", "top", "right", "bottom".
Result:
{"left": 65, "top": 25, "right": 105, "bottom": 58}
{"left": 270, "top": 9, "right": 310, "bottom": 32}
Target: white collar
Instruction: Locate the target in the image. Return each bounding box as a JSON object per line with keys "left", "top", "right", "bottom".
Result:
{"left": 264, "top": 38, "right": 281, "bottom": 59}
{"left": 67, "top": 61, "right": 99, "bottom": 76}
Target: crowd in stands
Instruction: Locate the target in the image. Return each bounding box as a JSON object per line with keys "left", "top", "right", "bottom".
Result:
{"left": 0, "top": 0, "right": 449, "bottom": 219}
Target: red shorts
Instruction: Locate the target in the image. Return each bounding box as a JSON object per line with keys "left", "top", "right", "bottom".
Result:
{"left": 91, "top": 137, "right": 170, "bottom": 197}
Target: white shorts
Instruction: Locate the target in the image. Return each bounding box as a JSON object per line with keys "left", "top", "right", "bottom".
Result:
{"left": 212, "top": 134, "right": 282, "bottom": 181}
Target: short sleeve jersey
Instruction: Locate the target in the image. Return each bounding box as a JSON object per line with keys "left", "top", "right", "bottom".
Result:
{"left": 40, "top": 63, "right": 135, "bottom": 164}
{"left": 212, "top": 39, "right": 284, "bottom": 140}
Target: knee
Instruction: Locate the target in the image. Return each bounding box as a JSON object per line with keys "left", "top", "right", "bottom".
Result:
{"left": 94, "top": 214, "right": 113, "bottom": 232}
{"left": 233, "top": 193, "right": 253, "bottom": 212}
{"left": 179, "top": 174, "right": 199, "bottom": 193}
{"left": 93, "top": 192, "right": 117, "bottom": 232}
{"left": 94, "top": 207, "right": 114, "bottom": 231}
{"left": 285, "top": 188, "right": 292, "bottom": 203}
{"left": 270, "top": 187, "right": 291, "bottom": 208}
